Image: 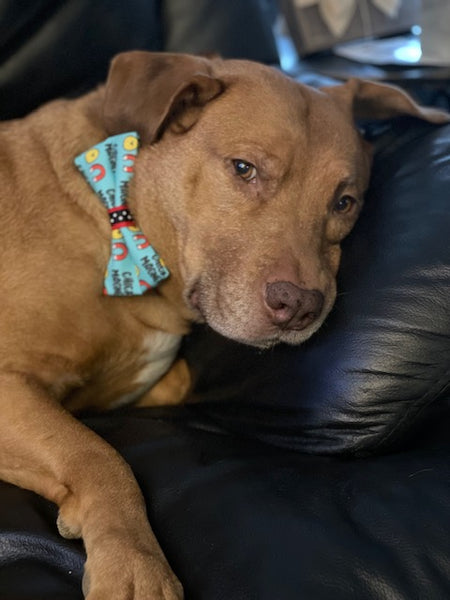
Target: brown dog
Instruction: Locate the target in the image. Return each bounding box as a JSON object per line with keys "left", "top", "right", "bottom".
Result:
{"left": 0, "top": 51, "right": 447, "bottom": 599}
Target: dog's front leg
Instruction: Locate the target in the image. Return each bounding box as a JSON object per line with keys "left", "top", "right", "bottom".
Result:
{"left": 136, "top": 359, "right": 191, "bottom": 407}
{"left": 0, "top": 372, "right": 183, "bottom": 599}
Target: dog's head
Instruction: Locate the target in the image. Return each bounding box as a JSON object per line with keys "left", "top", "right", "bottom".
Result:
{"left": 103, "top": 51, "right": 448, "bottom": 348}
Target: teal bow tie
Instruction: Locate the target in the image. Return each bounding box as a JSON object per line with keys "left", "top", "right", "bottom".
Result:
{"left": 74, "top": 132, "right": 169, "bottom": 296}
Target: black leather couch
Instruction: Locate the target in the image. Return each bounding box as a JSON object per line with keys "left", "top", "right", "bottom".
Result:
{"left": 1, "top": 2, "right": 449, "bottom": 599}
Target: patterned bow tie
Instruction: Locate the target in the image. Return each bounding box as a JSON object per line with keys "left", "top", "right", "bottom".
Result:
{"left": 74, "top": 131, "right": 170, "bottom": 296}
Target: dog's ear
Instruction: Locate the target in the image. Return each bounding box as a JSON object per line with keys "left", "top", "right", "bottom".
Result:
{"left": 322, "top": 78, "right": 449, "bottom": 123}
{"left": 103, "top": 51, "right": 225, "bottom": 143}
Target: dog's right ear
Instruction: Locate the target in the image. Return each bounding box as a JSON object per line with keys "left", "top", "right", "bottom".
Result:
{"left": 322, "top": 78, "right": 450, "bottom": 124}
{"left": 103, "top": 51, "right": 225, "bottom": 143}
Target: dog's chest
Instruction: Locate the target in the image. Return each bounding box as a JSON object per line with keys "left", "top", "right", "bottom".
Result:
{"left": 108, "top": 330, "right": 182, "bottom": 408}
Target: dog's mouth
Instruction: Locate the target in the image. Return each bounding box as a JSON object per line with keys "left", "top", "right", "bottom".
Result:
{"left": 186, "top": 283, "right": 205, "bottom": 321}
{"left": 185, "top": 279, "right": 331, "bottom": 348}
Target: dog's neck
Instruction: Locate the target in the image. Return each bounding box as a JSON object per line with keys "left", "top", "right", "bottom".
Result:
{"left": 34, "top": 88, "right": 194, "bottom": 326}
{"left": 125, "top": 149, "right": 191, "bottom": 318}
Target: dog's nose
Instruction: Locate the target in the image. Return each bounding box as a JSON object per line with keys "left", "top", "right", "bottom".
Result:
{"left": 264, "top": 281, "right": 324, "bottom": 330}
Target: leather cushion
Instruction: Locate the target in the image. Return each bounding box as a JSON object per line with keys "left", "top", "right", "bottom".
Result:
{"left": 0, "top": 0, "right": 278, "bottom": 120}
{"left": 162, "top": 0, "right": 279, "bottom": 64}
{"left": 184, "top": 120, "right": 450, "bottom": 455}
{"left": 0, "top": 0, "right": 164, "bottom": 120}
{"left": 1, "top": 400, "right": 449, "bottom": 599}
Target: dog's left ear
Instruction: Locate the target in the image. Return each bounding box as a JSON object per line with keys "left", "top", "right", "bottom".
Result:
{"left": 103, "top": 51, "right": 225, "bottom": 143}
{"left": 322, "top": 78, "right": 450, "bottom": 123}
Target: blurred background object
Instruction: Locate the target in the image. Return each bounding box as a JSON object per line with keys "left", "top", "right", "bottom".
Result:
{"left": 279, "top": 0, "right": 420, "bottom": 57}
{"left": 420, "top": 0, "right": 450, "bottom": 64}
{"left": 277, "top": 0, "right": 450, "bottom": 109}
{"left": 279, "top": 0, "right": 450, "bottom": 67}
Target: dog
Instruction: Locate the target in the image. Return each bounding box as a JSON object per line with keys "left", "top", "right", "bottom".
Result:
{"left": 0, "top": 51, "right": 447, "bottom": 599}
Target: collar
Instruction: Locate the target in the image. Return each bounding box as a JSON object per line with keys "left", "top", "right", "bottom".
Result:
{"left": 74, "top": 132, "right": 170, "bottom": 296}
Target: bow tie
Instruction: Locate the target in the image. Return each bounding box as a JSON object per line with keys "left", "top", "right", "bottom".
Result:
{"left": 74, "top": 132, "right": 169, "bottom": 296}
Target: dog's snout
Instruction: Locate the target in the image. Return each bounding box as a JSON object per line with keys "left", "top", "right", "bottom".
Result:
{"left": 264, "top": 281, "right": 324, "bottom": 330}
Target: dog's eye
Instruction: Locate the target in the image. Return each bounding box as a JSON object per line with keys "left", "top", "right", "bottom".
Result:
{"left": 233, "top": 159, "right": 257, "bottom": 182}
{"left": 334, "top": 195, "right": 356, "bottom": 214}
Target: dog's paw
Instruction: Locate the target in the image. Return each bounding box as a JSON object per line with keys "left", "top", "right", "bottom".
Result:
{"left": 57, "top": 511, "right": 82, "bottom": 539}
{"left": 82, "top": 543, "right": 183, "bottom": 600}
